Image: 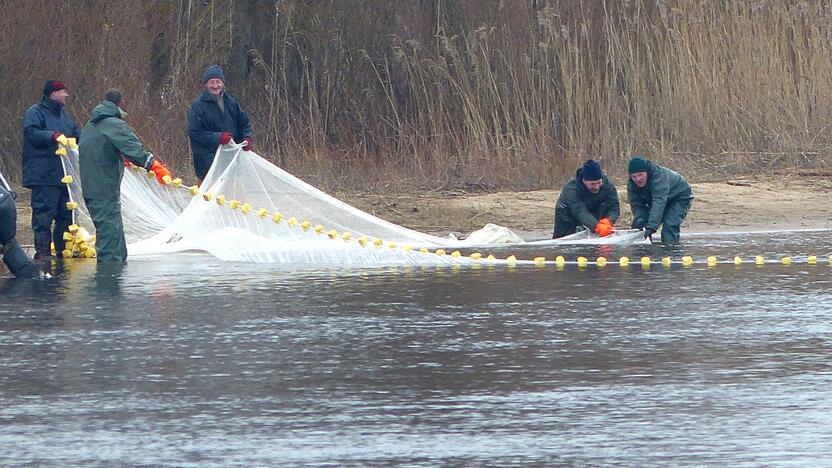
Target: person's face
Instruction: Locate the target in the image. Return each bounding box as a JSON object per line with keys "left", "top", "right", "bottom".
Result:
{"left": 204, "top": 78, "right": 224, "bottom": 96}
{"left": 582, "top": 178, "right": 603, "bottom": 193}
{"left": 49, "top": 89, "right": 69, "bottom": 105}
{"left": 630, "top": 171, "right": 649, "bottom": 187}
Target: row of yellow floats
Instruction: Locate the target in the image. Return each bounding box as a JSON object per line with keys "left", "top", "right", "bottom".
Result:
{"left": 55, "top": 139, "right": 829, "bottom": 267}
{"left": 55, "top": 137, "right": 96, "bottom": 258}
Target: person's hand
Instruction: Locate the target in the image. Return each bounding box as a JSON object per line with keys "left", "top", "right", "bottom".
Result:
{"left": 594, "top": 218, "right": 614, "bottom": 237}
{"left": 219, "top": 132, "right": 232, "bottom": 145}
{"left": 242, "top": 137, "right": 253, "bottom": 151}
{"left": 643, "top": 227, "right": 656, "bottom": 239}
{"left": 150, "top": 159, "right": 172, "bottom": 185}
{"left": 52, "top": 132, "right": 66, "bottom": 143}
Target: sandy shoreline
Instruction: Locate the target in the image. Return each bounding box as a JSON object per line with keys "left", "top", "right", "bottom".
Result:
{"left": 9, "top": 173, "right": 832, "bottom": 246}
{"left": 340, "top": 173, "right": 832, "bottom": 240}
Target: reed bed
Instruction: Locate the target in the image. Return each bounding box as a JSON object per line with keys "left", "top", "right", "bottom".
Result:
{"left": 1, "top": 0, "right": 831, "bottom": 191}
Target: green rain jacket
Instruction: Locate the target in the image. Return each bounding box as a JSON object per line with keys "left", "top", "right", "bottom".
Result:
{"left": 627, "top": 159, "right": 693, "bottom": 230}
{"left": 79, "top": 101, "right": 154, "bottom": 200}
{"left": 554, "top": 173, "right": 620, "bottom": 232}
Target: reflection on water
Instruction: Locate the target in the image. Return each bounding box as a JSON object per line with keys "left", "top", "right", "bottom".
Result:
{"left": 2, "top": 231, "right": 832, "bottom": 465}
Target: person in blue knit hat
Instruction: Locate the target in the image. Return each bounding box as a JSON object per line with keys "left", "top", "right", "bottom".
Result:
{"left": 187, "top": 65, "right": 253, "bottom": 183}
{"left": 627, "top": 155, "right": 693, "bottom": 243}
{"left": 553, "top": 159, "right": 620, "bottom": 239}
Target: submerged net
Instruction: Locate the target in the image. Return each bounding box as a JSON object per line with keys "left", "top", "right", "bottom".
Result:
{"left": 59, "top": 142, "right": 644, "bottom": 265}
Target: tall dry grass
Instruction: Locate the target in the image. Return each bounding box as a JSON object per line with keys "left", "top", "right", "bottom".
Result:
{"left": 1, "top": 0, "right": 831, "bottom": 191}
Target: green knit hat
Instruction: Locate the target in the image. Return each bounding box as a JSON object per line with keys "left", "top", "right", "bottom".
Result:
{"left": 628, "top": 156, "right": 650, "bottom": 174}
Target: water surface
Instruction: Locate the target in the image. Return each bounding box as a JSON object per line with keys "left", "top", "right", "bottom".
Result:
{"left": 2, "top": 231, "right": 831, "bottom": 466}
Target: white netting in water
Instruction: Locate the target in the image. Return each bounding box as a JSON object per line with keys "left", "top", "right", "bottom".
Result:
{"left": 59, "top": 142, "right": 645, "bottom": 264}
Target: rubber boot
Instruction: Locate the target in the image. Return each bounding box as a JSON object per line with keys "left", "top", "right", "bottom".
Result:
{"left": 2, "top": 239, "right": 42, "bottom": 278}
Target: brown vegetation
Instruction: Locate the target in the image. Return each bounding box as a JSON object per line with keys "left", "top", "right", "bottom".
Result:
{"left": 1, "top": 0, "right": 831, "bottom": 191}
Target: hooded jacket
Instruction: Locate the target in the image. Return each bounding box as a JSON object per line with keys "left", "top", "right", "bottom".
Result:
{"left": 79, "top": 100, "right": 153, "bottom": 200}
{"left": 21, "top": 96, "right": 80, "bottom": 187}
{"left": 627, "top": 159, "right": 693, "bottom": 230}
{"left": 187, "top": 90, "right": 252, "bottom": 171}
{"left": 554, "top": 169, "right": 620, "bottom": 231}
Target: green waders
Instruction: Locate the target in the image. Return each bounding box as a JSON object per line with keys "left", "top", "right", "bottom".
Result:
{"left": 85, "top": 197, "right": 128, "bottom": 262}
{"left": 659, "top": 198, "right": 693, "bottom": 244}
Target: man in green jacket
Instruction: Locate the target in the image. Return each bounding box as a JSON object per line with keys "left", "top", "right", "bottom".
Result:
{"left": 627, "top": 156, "right": 693, "bottom": 243}
{"left": 79, "top": 89, "right": 171, "bottom": 262}
{"left": 553, "top": 159, "right": 620, "bottom": 238}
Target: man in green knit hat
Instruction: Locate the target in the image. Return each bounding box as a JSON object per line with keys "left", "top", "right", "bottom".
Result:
{"left": 626, "top": 156, "right": 693, "bottom": 243}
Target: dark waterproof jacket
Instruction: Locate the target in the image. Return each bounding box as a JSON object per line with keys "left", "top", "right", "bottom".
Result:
{"left": 554, "top": 171, "right": 620, "bottom": 230}
{"left": 627, "top": 159, "right": 693, "bottom": 230}
{"left": 187, "top": 90, "right": 252, "bottom": 168}
{"left": 21, "top": 97, "right": 80, "bottom": 188}
{"left": 79, "top": 101, "right": 153, "bottom": 201}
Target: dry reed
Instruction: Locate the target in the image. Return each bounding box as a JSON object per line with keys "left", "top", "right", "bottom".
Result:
{"left": 1, "top": 0, "right": 831, "bottom": 191}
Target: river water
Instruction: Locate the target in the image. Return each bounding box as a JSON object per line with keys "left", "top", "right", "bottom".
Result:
{"left": 1, "top": 230, "right": 832, "bottom": 466}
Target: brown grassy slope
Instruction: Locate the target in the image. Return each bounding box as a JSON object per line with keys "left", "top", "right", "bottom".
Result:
{"left": 1, "top": 0, "right": 831, "bottom": 192}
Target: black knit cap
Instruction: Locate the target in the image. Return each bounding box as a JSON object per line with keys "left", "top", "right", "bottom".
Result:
{"left": 103, "top": 89, "right": 123, "bottom": 106}
{"left": 43, "top": 80, "right": 67, "bottom": 95}
{"left": 579, "top": 159, "right": 603, "bottom": 181}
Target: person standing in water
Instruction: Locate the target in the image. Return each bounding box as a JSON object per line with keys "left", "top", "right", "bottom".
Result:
{"left": 21, "top": 80, "right": 80, "bottom": 259}
{"left": 79, "top": 89, "right": 172, "bottom": 262}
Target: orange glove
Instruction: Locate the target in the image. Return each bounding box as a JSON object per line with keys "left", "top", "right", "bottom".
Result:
{"left": 594, "top": 217, "right": 614, "bottom": 237}
{"left": 150, "top": 160, "right": 172, "bottom": 184}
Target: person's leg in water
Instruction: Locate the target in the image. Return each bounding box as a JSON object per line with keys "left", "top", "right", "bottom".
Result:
{"left": 553, "top": 210, "right": 580, "bottom": 239}
{"left": 52, "top": 185, "right": 73, "bottom": 254}
{"left": 660, "top": 198, "right": 693, "bottom": 244}
{"left": 85, "top": 197, "right": 128, "bottom": 263}
{"left": 1, "top": 186, "right": 41, "bottom": 277}
{"left": 30, "top": 185, "right": 60, "bottom": 258}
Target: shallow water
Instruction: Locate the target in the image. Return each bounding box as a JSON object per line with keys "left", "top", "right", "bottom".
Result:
{"left": 2, "top": 230, "right": 832, "bottom": 466}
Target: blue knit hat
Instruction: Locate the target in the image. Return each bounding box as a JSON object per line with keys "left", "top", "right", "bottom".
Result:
{"left": 628, "top": 156, "right": 651, "bottom": 174}
{"left": 579, "top": 159, "right": 603, "bottom": 181}
{"left": 202, "top": 65, "right": 226, "bottom": 84}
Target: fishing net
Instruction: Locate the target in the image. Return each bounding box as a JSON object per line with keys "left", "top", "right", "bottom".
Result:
{"left": 57, "top": 141, "right": 645, "bottom": 265}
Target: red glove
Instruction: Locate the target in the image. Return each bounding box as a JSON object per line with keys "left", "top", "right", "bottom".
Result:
{"left": 52, "top": 132, "right": 64, "bottom": 142}
{"left": 219, "top": 132, "right": 232, "bottom": 145}
{"left": 124, "top": 159, "right": 133, "bottom": 167}
{"left": 242, "top": 137, "right": 253, "bottom": 151}
{"left": 594, "top": 218, "right": 614, "bottom": 237}
{"left": 150, "top": 160, "right": 172, "bottom": 184}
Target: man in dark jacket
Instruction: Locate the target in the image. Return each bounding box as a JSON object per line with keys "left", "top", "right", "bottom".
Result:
{"left": 187, "top": 65, "right": 253, "bottom": 182}
{"left": 553, "top": 159, "right": 620, "bottom": 238}
{"left": 627, "top": 156, "right": 693, "bottom": 244}
{"left": 79, "top": 90, "right": 171, "bottom": 262}
{"left": 22, "top": 80, "right": 80, "bottom": 259}
{"left": 0, "top": 169, "right": 41, "bottom": 278}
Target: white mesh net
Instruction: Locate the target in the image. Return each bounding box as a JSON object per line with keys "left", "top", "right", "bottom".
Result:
{"left": 58, "top": 142, "right": 645, "bottom": 265}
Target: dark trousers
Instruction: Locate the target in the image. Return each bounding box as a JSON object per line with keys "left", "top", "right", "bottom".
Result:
{"left": 659, "top": 198, "right": 693, "bottom": 244}
{"left": 553, "top": 209, "right": 588, "bottom": 239}
{"left": 85, "top": 197, "right": 128, "bottom": 262}
{"left": 30, "top": 185, "right": 72, "bottom": 256}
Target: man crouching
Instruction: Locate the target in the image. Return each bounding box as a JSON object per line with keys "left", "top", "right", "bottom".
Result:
{"left": 553, "top": 159, "right": 620, "bottom": 239}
